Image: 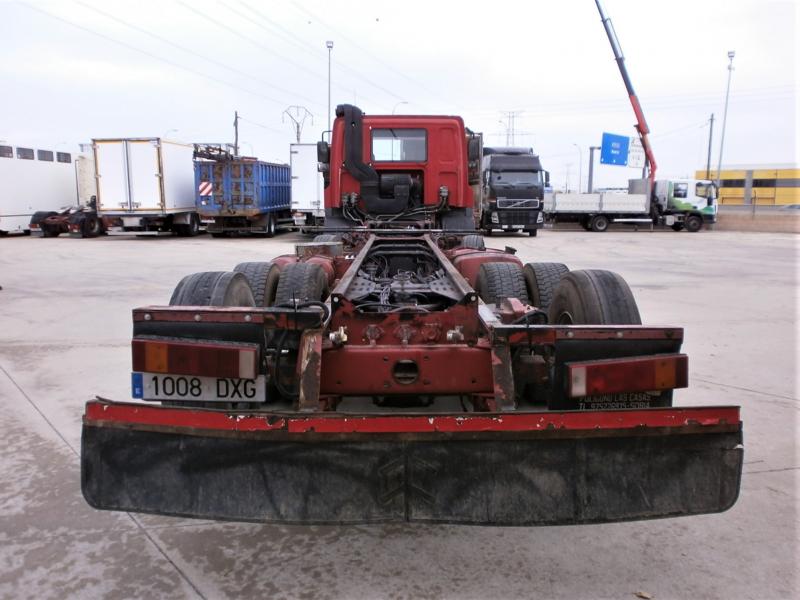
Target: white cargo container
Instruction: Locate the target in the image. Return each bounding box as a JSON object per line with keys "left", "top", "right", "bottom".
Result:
{"left": 94, "top": 138, "right": 199, "bottom": 236}
{"left": 0, "top": 143, "right": 79, "bottom": 234}
{"left": 289, "top": 143, "right": 324, "bottom": 228}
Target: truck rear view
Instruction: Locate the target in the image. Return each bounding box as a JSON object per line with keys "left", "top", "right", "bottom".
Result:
{"left": 81, "top": 105, "right": 742, "bottom": 526}
{"left": 194, "top": 144, "right": 291, "bottom": 237}
{"left": 94, "top": 138, "right": 200, "bottom": 236}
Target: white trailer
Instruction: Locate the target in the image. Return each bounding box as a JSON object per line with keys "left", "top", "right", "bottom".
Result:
{"left": 94, "top": 138, "right": 199, "bottom": 236}
{"left": 0, "top": 143, "right": 79, "bottom": 235}
{"left": 545, "top": 191, "right": 652, "bottom": 232}
{"left": 289, "top": 143, "right": 324, "bottom": 229}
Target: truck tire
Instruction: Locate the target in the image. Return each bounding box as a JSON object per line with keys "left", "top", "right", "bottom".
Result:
{"left": 685, "top": 215, "right": 703, "bottom": 233}
{"left": 265, "top": 214, "right": 276, "bottom": 238}
{"left": 313, "top": 234, "right": 341, "bottom": 243}
{"left": 548, "top": 270, "right": 641, "bottom": 325}
{"left": 42, "top": 225, "right": 60, "bottom": 238}
{"left": 523, "top": 262, "right": 569, "bottom": 313}
{"left": 175, "top": 214, "right": 200, "bottom": 237}
{"left": 461, "top": 234, "right": 485, "bottom": 250}
{"left": 81, "top": 215, "right": 101, "bottom": 238}
{"left": 590, "top": 215, "right": 610, "bottom": 232}
{"left": 670, "top": 223, "right": 685, "bottom": 232}
{"left": 475, "top": 262, "right": 530, "bottom": 305}
{"left": 169, "top": 271, "right": 255, "bottom": 307}
{"left": 527, "top": 229, "right": 538, "bottom": 237}
{"left": 233, "top": 262, "right": 278, "bottom": 307}
{"left": 273, "top": 262, "right": 329, "bottom": 305}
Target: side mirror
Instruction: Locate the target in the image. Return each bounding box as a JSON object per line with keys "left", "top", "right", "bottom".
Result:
{"left": 544, "top": 171, "right": 550, "bottom": 187}
{"left": 468, "top": 137, "right": 481, "bottom": 162}
{"left": 317, "top": 141, "right": 330, "bottom": 164}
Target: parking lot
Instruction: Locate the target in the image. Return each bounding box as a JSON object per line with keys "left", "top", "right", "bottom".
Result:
{"left": 0, "top": 229, "right": 796, "bottom": 599}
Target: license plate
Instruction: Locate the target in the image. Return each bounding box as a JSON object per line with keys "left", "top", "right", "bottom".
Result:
{"left": 132, "top": 372, "right": 267, "bottom": 403}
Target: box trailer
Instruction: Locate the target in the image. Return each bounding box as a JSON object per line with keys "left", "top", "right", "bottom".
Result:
{"left": 0, "top": 143, "right": 79, "bottom": 235}
{"left": 195, "top": 156, "right": 291, "bottom": 237}
{"left": 289, "top": 143, "right": 324, "bottom": 229}
{"left": 94, "top": 138, "right": 200, "bottom": 236}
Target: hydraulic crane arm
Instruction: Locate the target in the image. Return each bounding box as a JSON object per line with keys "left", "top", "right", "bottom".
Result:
{"left": 595, "top": 0, "right": 657, "bottom": 185}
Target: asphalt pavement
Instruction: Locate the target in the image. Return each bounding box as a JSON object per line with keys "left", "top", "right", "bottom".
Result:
{"left": 0, "top": 229, "right": 796, "bottom": 599}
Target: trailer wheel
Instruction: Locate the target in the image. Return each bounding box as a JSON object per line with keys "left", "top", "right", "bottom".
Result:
{"left": 265, "top": 214, "right": 276, "bottom": 238}
{"left": 685, "top": 215, "right": 703, "bottom": 233}
{"left": 81, "top": 215, "right": 101, "bottom": 238}
{"left": 548, "top": 270, "right": 641, "bottom": 325}
{"left": 475, "top": 262, "right": 530, "bottom": 305}
{"left": 523, "top": 263, "right": 569, "bottom": 313}
{"left": 233, "top": 261, "right": 280, "bottom": 307}
{"left": 175, "top": 214, "right": 200, "bottom": 237}
{"left": 169, "top": 271, "right": 255, "bottom": 307}
{"left": 42, "top": 225, "right": 60, "bottom": 238}
{"left": 461, "top": 234, "right": 486, "bottom": 250}
{"left": 274, "top": 262, "right": 329, "bottom": 305}
{"left": 590, "top": 215, "right": 609, "bottom": 232}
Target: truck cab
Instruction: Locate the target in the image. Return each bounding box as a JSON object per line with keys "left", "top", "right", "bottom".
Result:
{"left": 317, "top": 104, "right": 478, "bottom": 231}
{"left": 480, "top": 147, "right": 546, "bottom": 236}
{"left": 653, "top": 178, "right": 717, "bottom": 231}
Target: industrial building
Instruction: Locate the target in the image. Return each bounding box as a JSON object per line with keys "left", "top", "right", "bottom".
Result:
{"left": 697, "top": 165, "right": 800, "bottom": 205}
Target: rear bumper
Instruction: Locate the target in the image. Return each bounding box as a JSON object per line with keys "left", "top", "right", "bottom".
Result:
{"left": 82, "top": 401, "right": 742, "bottom": 526}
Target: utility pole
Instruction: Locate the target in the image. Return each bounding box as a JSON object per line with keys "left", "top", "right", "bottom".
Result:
{"left": 282, "top": 106, "right": 314, "bottom": 143}
{"left": 326, "top": 41, "right": 334, "bottom": 134}
{"left": 572, "top": 144, "right": 583, "bottom": 193}
{"left": 588, "top": 146, "right": 600, "bottom": 193}
{"left": 233, "top": 110, "right": 239, "bottom": 157}
{"left": 715, "top": 51, "right": 735, "bottom": 191}
{"left": 705, "top": 113, "right": 715, "bottom": 180}
{"left": 500, "top": 110, "right": 523, "bottom": 145}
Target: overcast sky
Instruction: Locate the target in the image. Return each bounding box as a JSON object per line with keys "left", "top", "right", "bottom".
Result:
{"left": 1, "top": 0, "right": 796, "bottom": 190}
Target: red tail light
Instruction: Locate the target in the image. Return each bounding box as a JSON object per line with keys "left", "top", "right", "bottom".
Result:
{"left": 567, "top": 354, "right": 688, "bottom": 398}
{"left": 132, "top": 339, "right": 259, "bottom": 379}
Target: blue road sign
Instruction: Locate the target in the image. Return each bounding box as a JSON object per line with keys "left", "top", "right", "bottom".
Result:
{"left": 600, "top": 133, "right": 630, "bottom": 166}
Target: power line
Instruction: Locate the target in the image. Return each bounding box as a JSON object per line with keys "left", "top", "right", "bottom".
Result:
{"left": 287, "top": 2, "right": 415, "bottom": 104}
{"left": 238, "top": 116, "right": 283, "bottom": 134}
{"left": 225, "top": 0, "right": 380, "bottom": 106}
{"left": 20, "top": 2, "right": 296, "bottom": 109}
{"left": 282, "top": 106, "right": 313, "bottom": 143}
{"left": 233, "top": 0, "right": 385, "bottom": 107}
{"left": 74, "top": 0, "right": 322, "bottom": 110}
{"left": 177, "top": 1, "right": 330, "bottom": 87}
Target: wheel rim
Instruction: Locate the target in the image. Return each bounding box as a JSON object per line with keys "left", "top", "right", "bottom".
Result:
{"left": 556, "top": 311, "right": 574, "bottom": 325}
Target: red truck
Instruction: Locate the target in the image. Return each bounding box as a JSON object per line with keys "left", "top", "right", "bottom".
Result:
{"left": 81, "top": 105, "right": 742, "bottom": 525}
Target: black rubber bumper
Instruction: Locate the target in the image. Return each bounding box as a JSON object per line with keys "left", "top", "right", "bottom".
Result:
{"left": 82, "top": 424, "right": 742, "bottom": 526}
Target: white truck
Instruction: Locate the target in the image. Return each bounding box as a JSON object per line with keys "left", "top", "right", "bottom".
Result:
{"left": 289, "top": 143, "right": 324, "bottom": 229}
{"left": 544, "top": 178, "right": 717, "bottom": 232}
{"left": 0, "top": 143, "right": 80, "bottom": 235}
{"left": 94, "top": 138, "right": 200, "bottom": 236}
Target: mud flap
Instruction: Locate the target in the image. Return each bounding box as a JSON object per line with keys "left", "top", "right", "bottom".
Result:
{"left": 82, "top": 424, "right": 742, "bottom": 525}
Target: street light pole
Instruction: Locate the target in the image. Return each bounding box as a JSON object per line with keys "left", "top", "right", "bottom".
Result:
{"left": 588, "top": 146, "right": 600, "bottom": 193}
{"left": 715, "top": 51, "right": 735, "bottom": 194}
{"left": 572, "top": 144, "right": 583, "bottom": 193}
{"left": 326, "top": 41, "right": 334, "bottom": 135}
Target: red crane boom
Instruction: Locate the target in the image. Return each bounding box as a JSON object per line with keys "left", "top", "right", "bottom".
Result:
{"left": 595, "top": 0, "right": 657, "bottom": 185}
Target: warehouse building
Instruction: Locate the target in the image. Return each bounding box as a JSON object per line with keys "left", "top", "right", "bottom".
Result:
{"left": 696, "top": 165, "right": 800, "bottom": 205}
